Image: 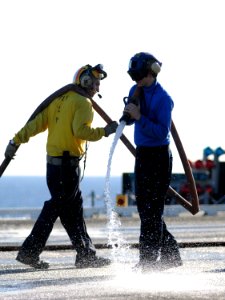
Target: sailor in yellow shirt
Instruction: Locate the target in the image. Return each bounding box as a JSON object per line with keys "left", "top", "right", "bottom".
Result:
{"left": 4, "top": 64, "right": 117, "bottom": 269}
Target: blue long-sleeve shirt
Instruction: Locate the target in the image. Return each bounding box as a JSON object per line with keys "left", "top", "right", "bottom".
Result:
{"left": 129, "top": 81, "right": 174, "bottom": 147}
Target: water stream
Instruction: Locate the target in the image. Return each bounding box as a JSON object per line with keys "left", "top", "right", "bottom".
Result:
{"left": 104, "top": 121, "right": 130, "bottom": 262}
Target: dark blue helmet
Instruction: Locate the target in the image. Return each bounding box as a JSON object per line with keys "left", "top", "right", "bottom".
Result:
{"left": 127, "top": 52, "right": 162, "bottom": 81}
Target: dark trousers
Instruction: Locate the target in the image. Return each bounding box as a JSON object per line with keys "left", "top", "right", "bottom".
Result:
{"left": 135, "top": 146, "right": 180, "bottom": 262}
{"left": 19, "top": 161, "right": 96, "bottom": 258}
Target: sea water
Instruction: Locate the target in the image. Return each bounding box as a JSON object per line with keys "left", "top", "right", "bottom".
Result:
{"left": 0, "top": 176, "right": 121, "bottom": 209}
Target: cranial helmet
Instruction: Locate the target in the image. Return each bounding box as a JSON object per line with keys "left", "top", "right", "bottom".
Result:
{"left": 128, "top": 52, "right": 162, "bottom": 81}
{"left": 73, "top": 64, "right": 107, "bottom": 89}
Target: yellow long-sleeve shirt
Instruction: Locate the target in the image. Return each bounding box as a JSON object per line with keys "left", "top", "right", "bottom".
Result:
{"left": 13, "top": 91, "right": 105, "bottom": 157}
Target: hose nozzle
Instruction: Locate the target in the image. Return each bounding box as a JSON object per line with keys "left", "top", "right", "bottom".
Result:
{"left": 119, "top": 96, "right": 140, "bottom": 125}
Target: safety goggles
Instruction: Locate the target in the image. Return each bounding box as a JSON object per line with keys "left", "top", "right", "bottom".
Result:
{"left": 92, "top": 64, "right": 107, "bottom": 80}
{"left": 127, "top": 69, "right": 148, "bottom": 82}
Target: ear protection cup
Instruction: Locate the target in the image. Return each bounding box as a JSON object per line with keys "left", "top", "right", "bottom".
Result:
{"left": 80, "top": 73, "right": 93, "bottom": 88}
{"left": 147, "top": 60, "right": 161, "bottom": 76}
{"left": 151, "top": 61, "right": 161, "bottom": 75}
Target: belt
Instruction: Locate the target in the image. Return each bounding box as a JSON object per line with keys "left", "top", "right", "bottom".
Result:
{"left": 136, "top": 145, "right": 169, "bottom": 154}
{"left": 47, "top": 155, "right": 80, "bottom": 166}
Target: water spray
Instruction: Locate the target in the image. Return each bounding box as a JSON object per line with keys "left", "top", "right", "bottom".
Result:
{"left": 104, "top": 121, "right": 130, "bottom": 263}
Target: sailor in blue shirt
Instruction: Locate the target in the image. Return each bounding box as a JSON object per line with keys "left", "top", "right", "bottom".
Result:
{"left": 122, "top": 52, "right": 182, "bottom": 272}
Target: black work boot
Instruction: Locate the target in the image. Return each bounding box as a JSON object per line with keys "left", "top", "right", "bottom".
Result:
{"left": 75, "top": 254, "right": 111, "bottom": 269}
{"left": 160, "top": 233, "right": 183, "bottom": 270}
{"left": 160, "top": 248, "right": 183, "bottom": 270}
{"left": 16, "top": 252, "right": 49, "bottom": 269}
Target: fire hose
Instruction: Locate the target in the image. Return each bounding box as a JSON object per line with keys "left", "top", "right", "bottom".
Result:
{"left": 0, "top": 84, "right": 199, "bottom": 214}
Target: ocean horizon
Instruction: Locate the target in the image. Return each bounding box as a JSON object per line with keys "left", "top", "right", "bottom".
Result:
{"left": 0, "top": 176, "right": 122, "bottom": 209}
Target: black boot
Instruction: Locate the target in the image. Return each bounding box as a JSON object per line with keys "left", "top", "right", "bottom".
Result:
{"left": 75, "top": 254, "right": 111, "bottom": 269}
{"left": 16, "top": 251, "right": 49, "bottom": 269}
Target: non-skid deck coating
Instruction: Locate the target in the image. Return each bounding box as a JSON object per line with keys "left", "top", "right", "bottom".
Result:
{"left": 0, "top": 216, "right": 225, "bottom": 299}
{"left": 0, "top": 247, "right": 225, "bottom": 300}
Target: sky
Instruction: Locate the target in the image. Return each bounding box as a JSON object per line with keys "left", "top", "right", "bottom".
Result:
{"left": 0, "top": 0, "right": 225, "bottom": 177}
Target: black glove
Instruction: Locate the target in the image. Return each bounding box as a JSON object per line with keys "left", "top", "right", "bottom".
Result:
{"left": 104, "top": 121, "right": 118, "bottom": 137}
{"left": 5, "top": 140, "right": 17, "bottom": 159}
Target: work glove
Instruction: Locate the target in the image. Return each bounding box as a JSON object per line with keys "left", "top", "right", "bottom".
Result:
{"left": 4, "top": 140, "right": 17, "bottom": 159}
{"left": 104, "top": 121, "right": 118, "bottom": 137}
